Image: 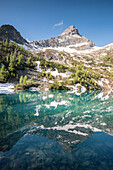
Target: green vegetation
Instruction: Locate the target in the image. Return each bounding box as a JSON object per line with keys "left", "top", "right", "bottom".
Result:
{"left": 15, "top": 76, "right": 39, "bottom": 90}
{"left": 36, "top": 55, "right": 102, "bottom": 90}
{"left": 104, "top": 55, "right": 113, "bottom": 64}
{"left": 0, "top": 40, "right": 36, "bottom": 83}
{"left": 45, "top": 72, "right": 53, "bottom": 80}
{"left": 39, "top": 58, "right": 68, "bottom": 72}
{"left": 23, "top": 75, "right": 27, "bottom": 84}
{"left": 19, "top": 75, "right": 23, "bottom": 84}
{"left": 49, "top": 82, "right": 70, "bottom": 90}
{"left": 40, "top": 69, "right": 53, "bottom": 80}
{"left": 0, "top": 40, "right": 105, "bottom": 91}
{"left": 97, "top": 62, "right": 109, "bottom": 67}
{"left": 0, "top": 65, "right": 9, "bottom": 82}
{"left": 27, "top": 56, "right": 36, "bottom": 68}
{"left": 65, "top": 65, "right": 101, "bottom": 90}
{"left": 109, "top": 72, "right": 113, "bottom": 81}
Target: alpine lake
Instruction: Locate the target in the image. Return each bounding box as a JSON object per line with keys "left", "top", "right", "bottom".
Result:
{"left": 0, "top": 89, "right": 113, "bottom": 170}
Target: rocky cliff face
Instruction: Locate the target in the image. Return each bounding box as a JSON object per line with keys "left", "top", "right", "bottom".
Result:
{"left": 38, "top": 25, "right": 95, "bottom": 49}
{"left": 0, "top": 24, "right": 27, "bottom": 44}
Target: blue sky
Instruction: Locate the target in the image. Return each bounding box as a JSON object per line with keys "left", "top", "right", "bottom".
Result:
{"left": 0, "top": 0, "right": 113, "bottom": 46}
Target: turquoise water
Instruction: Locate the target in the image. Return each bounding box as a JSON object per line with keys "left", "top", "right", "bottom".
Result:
{"left": 0, "top": 90, "right": 113, "bottom": 169}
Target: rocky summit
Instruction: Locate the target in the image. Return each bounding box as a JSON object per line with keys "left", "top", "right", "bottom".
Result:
{"left": 0, "top": 24, "right": 27, "bottom": 44}
{"left": 38, "top": 25, "right": 95, "bottom": 50}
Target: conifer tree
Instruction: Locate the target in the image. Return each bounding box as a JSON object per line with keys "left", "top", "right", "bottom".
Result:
{"left": 6, "top": 54, "right": 10, "bottom": 64}
{"left": 0, "top": 65, "right": 9, "bottom": 82}
{"left": 5, "top": 39, "right": 8, "bottom": 46}
{"left": 27, "top": 57, "right": 32, "bottom": 67}
{"left": 19, "top": 76, "right": 23, "bottom": 84}
{"left": 23, "top": 75, "right": 27, "bottom": 84}
{"left": 8, "top": 55, "right": 15, "bottom": 72}
{"left": 17, "top": 54, "right": 24, "bottom": 69}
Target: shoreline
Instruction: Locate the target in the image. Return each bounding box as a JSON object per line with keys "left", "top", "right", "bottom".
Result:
{"left": 0, "top": 82, "right": 111, "bottom": 96}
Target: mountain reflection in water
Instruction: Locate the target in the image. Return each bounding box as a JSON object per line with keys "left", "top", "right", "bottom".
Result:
{"left": 0, "top": 90, "right": 113, "bottom": 169}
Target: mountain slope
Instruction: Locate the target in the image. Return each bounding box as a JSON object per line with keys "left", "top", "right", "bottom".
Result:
{"left": 38, "top": 25, "right": 95, "bottom": 50}
{"left": 0, "top": 24, "right": 113, "bottom": 92}
{"left": 0, "top": 24, "right": 27, "bottom": 44}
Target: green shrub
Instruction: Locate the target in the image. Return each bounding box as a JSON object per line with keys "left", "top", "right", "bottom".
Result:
{"left": 49, "top": 82, "right": 70, "bottom": 90}
{"left": 0, "top": 65, "right": 10, "bottom": 82}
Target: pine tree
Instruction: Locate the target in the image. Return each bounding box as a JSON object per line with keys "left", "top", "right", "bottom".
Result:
{"left": 0, "top": 65, "right": 9, "bottom": 82}
{"left": 5, "top": 39, "right": 8, "bottom": 47}
{"left": 6, "top": 54, "right": 10, "bottom": 64}
{"left": 17, "top": 54, "right": 24, "bottom": 69}
{"left": 9, "top": 41, "right": 13, "bottom": 47}
{"left": 8, "top": 53, "right": 17, "bottom": 73}
{"left": 13, "top": 50, "right": 17, "bottom": 58}
{"left": 8, "top": 55, "right": 15, "bottom": 72}
{"left": 23, "top": 75, "right": 27, "bottom": 84}
{"left": 27, "top": 57, "right": 32, "bottom": 67}
{"left": 19, "top": 76, "right": 23, "bottom": 84}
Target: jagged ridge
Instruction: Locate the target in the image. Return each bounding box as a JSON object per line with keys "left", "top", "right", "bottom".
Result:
{"left": 38, "top": 25, "right": 95, "bottom": 49}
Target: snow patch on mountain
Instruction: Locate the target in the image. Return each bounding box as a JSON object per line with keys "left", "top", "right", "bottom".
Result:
{"left": 42, "top": 45, "right": 102, "bottom": 54}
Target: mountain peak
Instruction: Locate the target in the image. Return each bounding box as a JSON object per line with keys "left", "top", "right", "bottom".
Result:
{"left": 1, "top": 24, "right": 16, "bottom": 30}
{"left": 0, "top": 24, "right": 27, "bottom": 44}
{"left": 38, "top": 24, "right": 94, "bottom": 48}
{"left": 59, "top": 25, "right": 79, "bottom": 37}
